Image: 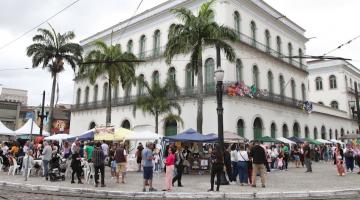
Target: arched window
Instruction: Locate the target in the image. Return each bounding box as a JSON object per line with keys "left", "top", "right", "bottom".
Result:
{"left": 279, "top": 75, "right": 285, "bottom": 98}
{"left": 121, "top": 120, "right": 131, "bottom": 129}
{"left": 298, "top": 48, "right": 303, "bottom": 68}
{"left": 335, "top": 129, "right": 338, "bottom": 140}
{"left": 265, "top": 29, "right": 271, "bottom": 53}
{"left": 138, "top": 74, "right": 145, "bottom": 96}
{"left": 315, "top": 77, "right": 323, "bottom": 90}
{"left": 252, "top": 65, "right": 259, "bottom": 88}
{"left": 185, "top": 64, "right": 194, "bottom": 92}
{"left": 271, "top": 123, "right": 276, "bottom": 138}
{"left": 330, "top": 101, "right": 339, "bottom": 109}
{"left": 234, "top": 11, "right": 240, "bottom": 36}
{"left": 288, "top": 43, "right": 293, "bottom": 64}
{"left": 329, "top": 129, "right": 333, "bottom": 139}
{"left": 282, "top": 124, "right": 289, "bottom": 138}
{"left": 127, "top": 40, "right": 133, "bottom": 53}
{"left": 153, "top": 30, "right": 161, "bottom": 57}
{"left": 236, "top": 59, "right": 243, "bottom": 82}
{"left": 139, "top": 35, "right": 146, "bottom": 59}
{"left": 103, "top": 82, "right": 108, "bottom": 101}
{"left": 165, "top": 119, "right": 177, "bottom": 136}
{"left": 76, "top": 88, "right": 81, "bottom": 106}
{"left": 152, "top": 70, "right": 160, "bottom": 85}
{"left": 89, "top": 121, "right": 96, "bottom": 129}
{"left": 314, "top": 127, "right": 318, "bottom": 139}
{"left": 85, "top": 86, "right": 89, "bottom": 105}
{"left": 93, "top": 84, "right": 98, "bottom": 102}
{"left": 237, "top": 119, "right": 244, "bottom": 137}
{"left": 345, "top": 75, "right": 348, "bottom": 88}
{"left": 301, "top": 83, "right": 306, "bottom": 101}
{"left": 321, "top": 126, "right": 326, "bottom": 139}
{"left": 250, "top": 21, "right": 256, "bottom": 46}
{"left": 293, "top": 122, "right": 300, "bottom": 137}
{"left": 276, "top": 36, "right": 282, "bottom": 57}
{"left": 113, "top": 81, "right": 119, "bottom": 99}
{"left": 305, "top": 126, "right": 309, "bottom": 139}
{"left": 253, "top": 117, "right": 263, "bottom": 140}
{"left": 168, "top": 67, "right": 176, "bottom": 82}
{"left": 329, "top": 75, "right": 337, "bottom": 89}
{"left": 267, "top": 71, "right": 273, "bottom": 94}
{"left": 318, "top": 101, "right": 324, "bottom": 105}
{"left": 291, "top": 79, "right": 296, "bottom": 100}
{"left": 205, "top": 58, "right": 215, "bottom": 93}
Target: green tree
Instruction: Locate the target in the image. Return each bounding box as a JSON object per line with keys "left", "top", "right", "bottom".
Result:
{"left": 164, "top": 0, "right": 237, "bottom": 133}
{"left": 80, "top": 40, "right": 137, "bottom": 125}
{"left": 133, "top": 75, "right": 183, "bottom": 133}
{"left": 26, "top": 24, "right": 82, "bottom": 134}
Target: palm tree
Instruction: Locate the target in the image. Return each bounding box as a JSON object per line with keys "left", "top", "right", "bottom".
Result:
{"left": 80, "top": 40, "right": 137, "bottom": 125}
{"left": 164, "top": 0, "right": 237, "bottom": 133}
{"left": 26, "top": 24, "right": 83, "bottom": 134}
{"left": 133, "top": 75, "right": 183, "bottom": 133}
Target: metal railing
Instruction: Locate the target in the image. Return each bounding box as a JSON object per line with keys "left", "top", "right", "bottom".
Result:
{"left": 238, "top": 33, "right": 306, "bottom": 70}
{"left": 72, "top": 82, "right": 302, "bottom": 111}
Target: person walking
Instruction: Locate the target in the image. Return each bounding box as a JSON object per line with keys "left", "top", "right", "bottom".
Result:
{"left": 249, "top": 141, "right": 266, "bottom": 188}
{"left": 42, "top": 141, "right": 52, "bottom": 181}
{"left": 163, "top": 147, "right": 175, "bottom": 192}
{"left": 208, "top": 147, "right": 224, "bottom": 192}
{"left": 223, "top": 146, "right": 233, "bottom": 183}
{"left": 136, "top": 143, "right": 144, "bottom": 172}
{"left": 92, "top": 142, "right": 105, "bottom": 187}
{"left": 281, "top": 143, "right": 289, "bottom": 171}
{"left": 230, "top": 144, "right": 238, "bottom": 183}
{"left": 85, "top": 142, "right": 94, "bottom": 162}
{"left": 237, "top": 145, "right": 249, "bottom": 186}
{"left": 344, "top": 146, "right": 355, "bottom": 173}
{"left": 172, "top": 146, "right": 185, "bottom": 187}
{"left": 114, "top": 143, "right": 127, "bottom": 184}
{"left": 334, "top": 143, "right": 345, "bottom": 176}
{"left": 142, "top": 142, "right": 157, "bottom": 192}
{"left": 70, "top": 143, "right": 83, "bottom": 184}
{"left": 303, "top": 141, "right": 312, "bottom": 173}
{"left": 293, "top": 145, "right": 301, "bottom": 168}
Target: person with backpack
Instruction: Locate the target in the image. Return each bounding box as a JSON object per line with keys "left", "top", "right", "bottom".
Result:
{"left": 172, "top": 146, "right": 185, "bottom": 187}
{"left": 114, "top": 143, "right": 127, "bottom": 184}
{"left": 344, "top": 146, "right": 355, "bottom": 173}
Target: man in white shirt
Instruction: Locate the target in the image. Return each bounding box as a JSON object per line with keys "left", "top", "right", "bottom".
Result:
{"left": 237, "top": 145, "right": 249, "bottom": 186}
{"left": 101, "top": 141, "right": 109, "bottom": 157}
{"left": 1, "top": 142, "right": 9, "bottom": 155}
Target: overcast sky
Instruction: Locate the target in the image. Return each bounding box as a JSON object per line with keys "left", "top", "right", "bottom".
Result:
{"left": 0, "top": 0, "right": 359, "bottom": 106}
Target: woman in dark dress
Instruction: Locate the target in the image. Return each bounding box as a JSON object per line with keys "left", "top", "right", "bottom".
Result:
{"left": 71, "top": 145, "right": 83, "bottom": 184}
{"left": 208, "top": 147, "right": 224, "bottom": 192}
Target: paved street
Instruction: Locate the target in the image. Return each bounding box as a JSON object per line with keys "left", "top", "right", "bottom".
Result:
{"left": 0, "top": 162, "right": 359, "bottom": 197}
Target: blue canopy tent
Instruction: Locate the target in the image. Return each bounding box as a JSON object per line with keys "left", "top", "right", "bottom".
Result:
{"left": 67, "top": 129, "right": 95, "bottom": 141}
{"left": 164, "top": 128, "right": 218, "bottom": 142}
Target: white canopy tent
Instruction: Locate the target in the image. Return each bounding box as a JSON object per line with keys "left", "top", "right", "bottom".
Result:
{"left": 44, "top": 133, "right": 71, "bottom": 141}
{"left": 276, "top": 137, "right": 296, "bottom": 145}
{"left": 330, "top": 139, "right": 345, "bottom": 145}
{"left": 15, "top": 119, "right": 50, "bottom": 137}
{"left": 125, "top": 130, "right": 162, "bottom": 141}
{"left": 316, "top": 138, "right": 332, "bottom": 144}
{"left": 0, "top": 121, "right": 15, "bottom": 136}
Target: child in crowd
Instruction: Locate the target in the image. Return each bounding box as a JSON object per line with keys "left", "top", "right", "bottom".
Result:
{"left": 277, "top": 152, "right": 284, "bottom": 171}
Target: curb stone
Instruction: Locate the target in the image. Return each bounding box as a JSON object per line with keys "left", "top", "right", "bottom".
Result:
{"left": 1, "top": 181, "right": 360, "bottom": 199}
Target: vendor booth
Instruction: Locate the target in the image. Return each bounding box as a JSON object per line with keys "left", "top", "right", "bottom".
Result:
{"left": 316, "top": 138, "right": 332, "bottom": 144}
{"left": 15, "top": 119, "right": 50, "bottom": 138}
{"left": 258, "top": 136, "right": 279, "bottom": 143}
{"left": 276, "top": 137, "right": 296, "bottom": 145}
{"left": 67, "top": 129, "right": 95, "bottom": 141}
{"left": 94, "top": 127, "right": 133, "bottom": 141}
{"left": 44, "top": 133, "right": 71, "bottom": 143}
{"left": 287, "top": 136, "right": 305, "bottom": 143}
{"left": 0, "top": 120, "right": 15, "bottom": 141}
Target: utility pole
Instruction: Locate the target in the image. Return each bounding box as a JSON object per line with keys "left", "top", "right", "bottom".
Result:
{"left": 38, "top": 91, "right": 47, "bottom": 136}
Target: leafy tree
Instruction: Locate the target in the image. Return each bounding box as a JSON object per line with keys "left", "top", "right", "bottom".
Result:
{"left": 164, "top": 0, "right": 237, "bottom": 133}
{"left": 133, "top": 75, "right": 183, "bottom": 133}
{"left": 80, "top": 40, "right": 137, "bottom": 125}
{"left": 26, "top": 24, "right": 82, "bottom": 134}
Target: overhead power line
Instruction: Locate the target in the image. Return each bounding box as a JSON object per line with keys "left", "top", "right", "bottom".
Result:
{"left": 0, "top": 0, "right": 80, "bottom": 52}
{"left": 322, "top": 34, "right": 360, "bottom": 56}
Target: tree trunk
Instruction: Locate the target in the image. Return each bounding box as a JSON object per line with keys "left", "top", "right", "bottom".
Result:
{"left": 47, "top": 72, "right": 57, "bottom": 134}
{"left": 106, "top": 79, "right": 112, "bottom": 125}
{"left": 196, "top": 53, "right": 203, "bottom": 134}
{"left": 155, "top": 110, "right": 159, "bottom": 134}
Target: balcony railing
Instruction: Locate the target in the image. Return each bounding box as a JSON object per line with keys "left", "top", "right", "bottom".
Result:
{"left": 238, "top": 33, "right": 306, "bottom": 70}
{"left": 72, "top": 82, "right": 302, "bottom": 111}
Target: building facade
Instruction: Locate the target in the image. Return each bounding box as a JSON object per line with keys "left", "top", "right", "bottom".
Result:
{"left": 0, "top": 86, "right": 28, "bottom": 105}
{"left": 70, "top": 0, "right": 357, "bottom": 140}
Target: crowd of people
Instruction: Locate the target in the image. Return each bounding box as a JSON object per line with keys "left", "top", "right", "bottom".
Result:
{"left": 0, "top": 139, "right": 360, "bottom": 192}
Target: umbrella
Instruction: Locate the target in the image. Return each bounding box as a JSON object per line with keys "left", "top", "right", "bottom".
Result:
{"left": 67, "top": 129, "right": 95, "bottom": 141}
{"left": 287, "top": 136, "right": 305, "bottom": 143}
{"left": 164, "top": 128, "right": 218, "bottom": 142}
{"left": 258, "top": 136, "right": 278, "bottom": 143}
{"left": 304, "top": 138, "right": 322, "bottom": 145}
{"left": 276, "top": 137, "right": 296, "bottom": 145}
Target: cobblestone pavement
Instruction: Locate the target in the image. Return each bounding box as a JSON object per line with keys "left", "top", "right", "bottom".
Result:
{"left": 0, "top": 162, "right": 359, "bottom": 199}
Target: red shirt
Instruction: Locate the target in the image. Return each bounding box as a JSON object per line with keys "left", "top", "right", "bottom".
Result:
{"left": 166, "top": 153, "right": 175, "bottom": 166}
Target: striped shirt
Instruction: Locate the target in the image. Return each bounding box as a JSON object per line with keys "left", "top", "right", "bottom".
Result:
{"left": 92, "top": 147, "right": 105, "bottom": 167}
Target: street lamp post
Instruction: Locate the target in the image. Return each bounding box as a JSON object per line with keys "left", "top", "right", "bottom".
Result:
{"left": 37, "top": 91, "right": 48, "bottom": 136}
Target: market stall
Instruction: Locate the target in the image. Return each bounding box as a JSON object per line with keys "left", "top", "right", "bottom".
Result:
{"left": 94, "top": 127, "right": 133, "bottom": 141}
{"left": 287, "top": 136, "right": 305, "bottom": 143}
{"left": 304, "top": 138, "right": 322, "bottom": 145}
{"left": 44, "top": 134, "right": 71, "bottom": 143}
{"left": 316, "top": 138, "right": 332, "bottom": 144}
{"left": 67, "top": 129, "right": 95, "bottom": 141}
{"left": 15, "top": 119, "right": 50, "bottom": 138}
{"left": 258, "top": 136, "right": 279, "bottom": 143}
{"left": 0, "top": 120, "right": 15, "bottom": 141}
{"left": 276, "top": 137, "right": 296, "bottom": 145}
